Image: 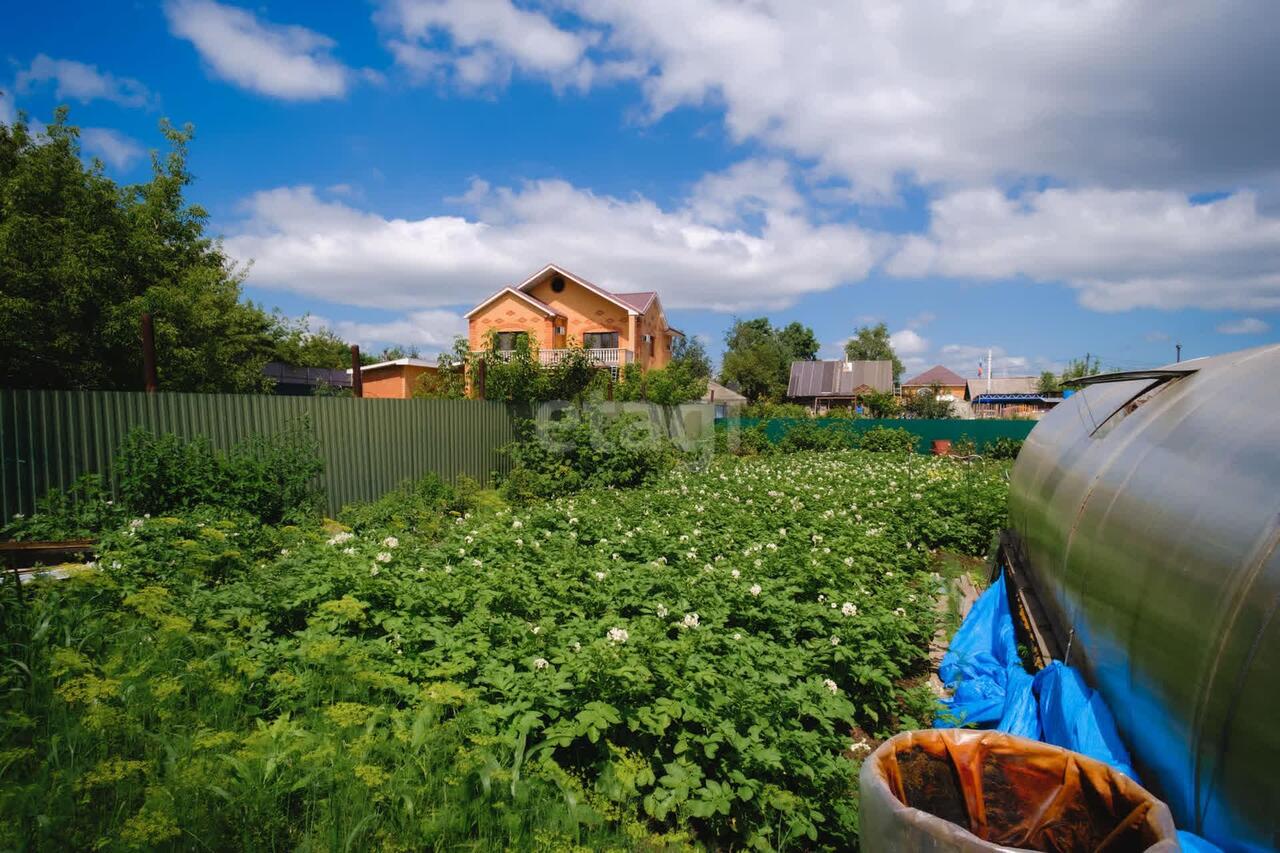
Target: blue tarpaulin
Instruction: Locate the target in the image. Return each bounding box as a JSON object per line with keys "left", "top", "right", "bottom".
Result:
{"left": 936, "top": 573, "right": 1223, "bottom": 852}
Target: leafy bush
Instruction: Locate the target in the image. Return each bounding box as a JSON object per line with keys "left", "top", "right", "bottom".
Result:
{"left": 117, "top": 421, "right": 323, "bottom": 524}
{"left": 1, "top": 451, "right": 1010, "bottom": 850}
{"left": 984, "top": 436, "right": 1024, "bottom": 460}
{"left": 951, "top": 435, "right": 977, "bottom": 457}
{"left": 500, "top": 410, "right": 678, "bottom": 501}
{"left": 0, "top": 475, "right": 127, "bottom": 541}
{"left": 5, "top": 422, "right": 325, "bottom": 539}
{"left": 339, "top": 472, "right": 460, "bottom": 535}
{"left": 614, "top": 362, "right": 708, "bottom": 405}
{"left": 714, "top": 421, "right": 775, "bottom": 457}
{"left": 855, "top": 426, "right": 919, "bottom": 454}
{"left": 777, "top": 420, "right": 855, "bottom": 453}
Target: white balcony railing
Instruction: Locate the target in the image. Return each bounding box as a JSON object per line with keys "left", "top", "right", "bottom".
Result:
{"left": 495, "top": 348, "right": 635, "bottom": 367}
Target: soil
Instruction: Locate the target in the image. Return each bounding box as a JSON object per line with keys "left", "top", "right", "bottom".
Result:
{"left": 894, "top": 746, "right": 970, "bottom": 829}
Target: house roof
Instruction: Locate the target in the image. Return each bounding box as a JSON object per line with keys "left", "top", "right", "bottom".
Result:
{"left": 965, "top": 376, "right": 1040, "bottom": 399}
{"left": 613, "top": 291, "right": 657, "bottom": 313}
{"left": 787, "top": 360, "right": 894, "bottom": 398}
{"left": 902, "top": 364, "right": 968, "bottom": 387}
{"left": 702, "top": 380, "right": 748, "bottom": 404}
{"left": 515, "top": 263, "right": 644, "bottom": 316}
{"left": 463, "top": 287, "right": 559, "bottom": 319}
{"left": 346, "top": 357, "right": 437, "bottom": 373}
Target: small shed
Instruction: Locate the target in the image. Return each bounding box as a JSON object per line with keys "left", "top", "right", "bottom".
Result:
{"left": 349, "top": 358, "right": 438, "bottom": 399}
{"left": 702, "top": 380, "right": 747, "bottom": 418}
{"left": 787, "top": 360, "right": 894, "bottom": 413}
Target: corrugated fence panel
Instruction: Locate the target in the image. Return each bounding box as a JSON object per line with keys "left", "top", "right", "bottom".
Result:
{"left": 734, "top": 417, "right": 1036, "bottom": 453}
{"left": 0, "top": 390, "right": 518, "bottom": 519}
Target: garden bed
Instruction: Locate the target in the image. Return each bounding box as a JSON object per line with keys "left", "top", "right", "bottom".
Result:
{"left": 1, "top": 451, "right": 1008, "bottom": 850}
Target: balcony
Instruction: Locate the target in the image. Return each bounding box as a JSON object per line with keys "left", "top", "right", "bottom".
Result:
{"left": 495, "top": 348, "right": 635, "bottom": 367}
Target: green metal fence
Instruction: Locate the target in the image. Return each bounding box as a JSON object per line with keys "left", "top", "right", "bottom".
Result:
{"left": 0, "top": 390, "right": 519, "bottom": 518}
{"left": 731, "top": 417, "right": 1037, "bottom": 453}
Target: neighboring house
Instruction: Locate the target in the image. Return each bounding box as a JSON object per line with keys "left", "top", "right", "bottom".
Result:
{"left": 965, "top": 376, "right": 1062, "bottom": 419}
{"left": 702, "top": 380, "right": 747, "bottom": 418}
{"left": 348, "top": 358, "right": 438, "bottom": 399}
{"left": 262, "top": 362, "right": 352, "bottom": 396}
{"left": 465, "top": 263, "right": 682, "bottom": 373}
{"left": 900, "top": 365, "right": 968, "bottom": 401}
{"left": 786, "top": 360, "right": 894, "bottom": 414}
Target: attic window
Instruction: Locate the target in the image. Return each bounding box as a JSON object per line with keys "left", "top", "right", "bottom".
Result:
{"left": 550, "top": 275, "right": 566, "bottom": 293}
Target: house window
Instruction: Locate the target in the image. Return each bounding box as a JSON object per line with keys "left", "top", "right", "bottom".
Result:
{"left": 583, "top": 331, "right": 619, "bottom": 350}
{"left": 495, "top": 330, "right": 528, "bottom": 351}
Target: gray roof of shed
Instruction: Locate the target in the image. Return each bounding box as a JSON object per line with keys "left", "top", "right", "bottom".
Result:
{"left": 965, "top": 376, "right": 1040, "bottom": 399}
{"left": 787, "top": 360, "right": 894, "bottom": 398}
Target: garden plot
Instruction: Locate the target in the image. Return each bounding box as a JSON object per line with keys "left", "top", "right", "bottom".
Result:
{"left": 1, "top": 451, "right": 1008, "bottom": 851}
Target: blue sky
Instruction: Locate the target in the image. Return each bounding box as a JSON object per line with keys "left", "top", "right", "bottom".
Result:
{"left": 5, "top": 0, "right": 1280, "bottom": 378}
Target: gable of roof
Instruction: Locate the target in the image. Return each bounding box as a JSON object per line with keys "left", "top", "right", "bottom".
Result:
{"left": 902, "top": 364, "right": 968, "bottom": 387}
{"left": 966, "top": 376, "right": 1041, "bottom": 399}
{"left": 702, "top": 380, "right": 748, "bottom": 404}
{"left": 464, "top": 287, "right": 559, "bottom": 319}
{"left": 516, "top": 263, "right": 641, "bottom": 316}
{"left": 613, "top": 291, "right": 657, "bottom": 313}
{"left": 787, "top": 360, "right": 894, "bottom": 397}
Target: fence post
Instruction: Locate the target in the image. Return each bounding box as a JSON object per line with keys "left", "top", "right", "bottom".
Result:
{"left": 140, "top": 312, "right": 158, "bottom": 393}
{"left": 350, "top": 346, "right": 363, "bottom": 398}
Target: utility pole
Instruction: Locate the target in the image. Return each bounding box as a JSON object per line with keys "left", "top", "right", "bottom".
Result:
{"left": 140, "top": 312, "right": 158, "bottom": 393}
{"left": 350, "top": 345, "right": 363, "bottom": 398}
{"left": 1176, "top": 343, "right": 1182, "bottom": 363}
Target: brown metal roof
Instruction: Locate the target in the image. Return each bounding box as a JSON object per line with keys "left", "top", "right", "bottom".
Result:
{"left": 902, "top": 364, "right": 968, "bottom": 387}
{"left": 612, "top": 291, "right": 657, "bottom": 312}
{"left": 787, "top": 360, "right": 894, "bottom": 398}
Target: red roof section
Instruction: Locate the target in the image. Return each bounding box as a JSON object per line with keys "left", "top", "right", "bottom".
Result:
{"left": 902, "top": 364, "right": 968, "bottom": 387}
{"left": 612, "top": 291, "right": 657, "bottom": 312}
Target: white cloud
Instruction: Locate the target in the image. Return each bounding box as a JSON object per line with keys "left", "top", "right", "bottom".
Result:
{"left": 889, "top": 328, "right": 928, "bottom": 356}
{"left": 80, "top": 127, "right": 145, "bottom": 170}
{"left": 377, "top": 0, "right": 600, "bottom": 89}
{"left": 165, "top": 0, "right": 357, "bottom": 100}
{"left": 15, "top": 55, "right": 152, "bottom": 108}
{"left": 224, "top": 164, "right": 884, "bottom": 312}
{"left": 0, "top": 89, "right": 14, "bottom": 125}
{"left": 937, "top": 344, "right": 1031, "bottom": 379}
{"left": 889, "top": 187, "right": 1280, "bottom": 311}
{"left": 1216, "top": 317, "right": 1270, "bottom": 335}
{"left": 331, "top": 310, "right": 467, "bottom": 351}
{"left": 395, "top": 0, "right": 1280, "bottom": 197}
{"left": 905, "top": 311, "right": 935, "bottom": 330}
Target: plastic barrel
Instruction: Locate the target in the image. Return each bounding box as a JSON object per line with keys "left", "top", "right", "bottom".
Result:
{"left": 858, "top": 730, "right": 1179, "bottom": 852}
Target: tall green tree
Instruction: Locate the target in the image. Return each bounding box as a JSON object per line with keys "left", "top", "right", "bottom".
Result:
{"left": 1037, "top": 370, "right": 1060, "bottom": 395}
{"left": 843, "top": 322, "right": 904, "bottom": 382}
{"left": 1059, "top": 354, "right": 1101, "bottom": 386}
{"left": 1, "top": 109, "right": 282, "bottom": 391}
{"left": 669, "top": 335, "right": 712, "bottom": 379}
{"left": 719, "top": 318, "right": 791, "bottom": 402}
{"left": 271, "top": 315, "right": 354, "bottom": 369}
{"left": 777, "top": 321, "right": 819, "bottom": 362}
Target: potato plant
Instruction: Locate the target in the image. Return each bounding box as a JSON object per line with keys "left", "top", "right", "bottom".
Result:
{"left": 0, "top": 451, "right": 1008, "bottom": 851}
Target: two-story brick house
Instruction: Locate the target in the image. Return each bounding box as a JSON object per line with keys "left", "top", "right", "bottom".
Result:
{"left": 465, "top": 264, "right": 682, "bottom": 371}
